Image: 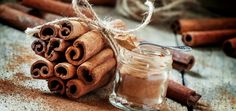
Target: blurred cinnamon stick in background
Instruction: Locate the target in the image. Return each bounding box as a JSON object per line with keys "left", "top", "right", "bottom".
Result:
{"left": 171, "top": 50, "right": 195, "bottom": 72}
{"left": 59, "top": 0, "right": 117, "bottom": 6}
{"left": 172, "top": 18, "right": 236, "bottom": 34}
{"left": 0, "top": 4, "right": 45, "bottom": 30}
{"left": 182, "top": 29, "right": 236, "bottom": 47}
{"left": 20, "top": 0, "right": 94, "bottom": 18}
{"left": 223, "top": 38, "right": 236, "bottom": 58}
{"left": 4, "top": 3, "right": 62, "bottom": 22}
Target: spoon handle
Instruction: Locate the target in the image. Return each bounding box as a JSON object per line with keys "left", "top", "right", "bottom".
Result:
{"left": 140, "top": 41, "right": 192, "bottom": 52}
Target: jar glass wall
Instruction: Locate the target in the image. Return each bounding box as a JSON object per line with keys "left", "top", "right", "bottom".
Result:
{"left": 109, "top": 44, "right": 172, "bottom": 111}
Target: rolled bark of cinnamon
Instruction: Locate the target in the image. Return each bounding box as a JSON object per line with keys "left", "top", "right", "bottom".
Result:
{"left": 88, "top": 0, "right": 117, "bottom": 6}
{"left": 48, "top": 77, "right": 66, "bottom": 95}
{"left": 182, "top": 29, "right": 236, "bottom": 47}
{"left": 45, "top": 38, "right": 70, "bottom": 61}
{"left": 167, "top": 80, "right": 201, "bottom": 107}
{"left": 54, "top": 62, "right": 76, "bottom": 80}
{"left": 223, "top": 37, "right": 236, "bottom": 58}
{"left": 5, "top": 3, "right": 62, "bottom": 22}
{"left": 172, "top": 18, "right": 236, "bottom": 34}
{"left": 0, "top": 5, "right": 45, "bottom": 31}
{"left": 60, "top": 0, "right": 117, "bottom": 6}
{"left": 31, "top": 39, "right": 47, "bottom": 56}
{"left": 30, "top": 60, "right": 54, "bottom": 79}
{"left": 4, "top": 3, "right": 31, "bottom": 13}
{"left": 66, "top": 62, "right": 114, "bottom": 99}
{"left": 77, "top": 48, "right": 115, "bottom": 84}
{"left": 58, "top": 20, "right": 89, "bottom": 40}
{"left": 39, "top": 24, "right": 60, "bottom": 40}
{"left": 20, "top": 0, "right": 93, "bottom": 18}
{"left": 171, "top": 50, "right": 195, "bottom": 72}
{"left": 65, "top": 30, "right": 105, "bottom": 66}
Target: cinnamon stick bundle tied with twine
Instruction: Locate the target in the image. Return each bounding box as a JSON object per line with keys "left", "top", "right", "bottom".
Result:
{"left": 26, "top": 0, "right": 201, "bottom": 108}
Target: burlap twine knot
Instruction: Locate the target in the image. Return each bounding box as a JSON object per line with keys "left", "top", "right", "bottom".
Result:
{"left": 25, "top": 0, "right": 154, "bottom": 60}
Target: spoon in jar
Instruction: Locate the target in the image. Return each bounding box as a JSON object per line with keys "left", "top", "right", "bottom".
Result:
{"left": 140, "top": 41, "right": 192, "bottom": 52}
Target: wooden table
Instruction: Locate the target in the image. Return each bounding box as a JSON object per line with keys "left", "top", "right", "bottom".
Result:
{"left": 0, "top": 7, "right": 235, "bottom": 111}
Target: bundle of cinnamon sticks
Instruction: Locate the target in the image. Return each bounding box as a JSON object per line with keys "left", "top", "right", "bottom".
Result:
{"left": 172, "top": 18, "right": 236, "bottom": 58}
{"left": 0, "top": 0, "right": 201, "bottom": 108}
{"left": 30, "top": 20, "right": 200, "bottom": 107}
{"left": 31, "top": 19, "right": 117, "bottom": 99}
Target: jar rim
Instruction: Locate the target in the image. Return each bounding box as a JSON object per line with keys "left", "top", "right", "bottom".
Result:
{"left": 126, "top": 44, "right": 172, "bottom": 58}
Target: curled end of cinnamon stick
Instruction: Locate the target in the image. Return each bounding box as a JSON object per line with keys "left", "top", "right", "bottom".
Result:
{"left": 31, "top": 39, "right": 47, "bottom": 56}
{"left": 65, "top": 46, "right": 84, "bottom": 66}
{"left": 48, "top": 77, "right": 65, "bottom": 95}
{"left": 30, "top": 60, "right": 54, "bottom": 79}
{"left": 58, "top": 21, "right": 72, "bottom": 39}
{"left": 182, "top": 33, "right": 194, "bottom": 47}
{"left": 58, "top": 21, "right": 89, "bottom": 40}
{"left": 66, "top": 79, "right": 84, "bottom": 99}
{"left": 77, "top": 66, "right": 94, "bottom": 84}
{"left": 45, "top": 38, "right": 69, "bottom": 61}
{"left": 54, "top": 63, "right": 76, "bottom": 80}
{"left": 39, "top": 24, "right": 59, "bottom": 40}
{"left": 49, "top": 38, "right": 70, "bottom": 51}
{"left": 45, "top": 50, "right": 60, "bottom": 62}
{"left": 223, "top": 38, "right": 236, "bottom": 57}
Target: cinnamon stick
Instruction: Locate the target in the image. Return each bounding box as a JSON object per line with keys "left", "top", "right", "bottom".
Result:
{"left": 20, "top": 0, "right": 93, "bottom": 18}
{"left": 65, "top": 30, "right": 105, "bottom": 66}
{"left": 30, "top": 60, "right": 54, "bottom": 79}
{"left": 39, "top": 24, "right": 60, "bottom": 40}
{"left": 182, "top": 29, "right": 236, "bottom": 47}
{"left": 45, "top": 38, "right": 70, "bottom": 61}
{"left": 167, "top": 80, "right": 201, "bottom": 107}
{"left": 66, "top": 58, "right": 115, "bottom": 99}
{"left": 77, "top": 48, "right": 115, "bottom": 84}
{"left": 88, "top": 0, "right": 117, "bottom": 6}
{"left": 0, "top": 4, "right": 45, "bottom": 31}
{"left": 5, "top": 3, "right": 62, "bottom": 22}
{"left": 172, "top": 18, "right": 236, "bottom": 34}
{"left": 48, "top": 77, "right": 66, "bottom": 95}
{"left": 54, "top": 62, "right": 76, "bottom": 80}
{"left": 58, "top": 20, "right": 89, "bottom": 40}
{"left": 60, "top": 0, "right": 117, "bottom": 6}
{"left": 31, "top": 39, "right": 47, "bottom": 56}
{"left": 223, "top": 37, "right": 236, "bottom": 58}
{"left": 171, "top": 50, "right": 195, "bottom": 72}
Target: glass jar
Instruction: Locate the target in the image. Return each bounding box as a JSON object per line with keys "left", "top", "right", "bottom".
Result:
{"left": 109, "top": 44, "right": 172, "bottom": 111}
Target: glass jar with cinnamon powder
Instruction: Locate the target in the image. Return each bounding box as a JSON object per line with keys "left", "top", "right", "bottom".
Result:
{"left": 109, "top": 44, "right": 172, "bottom": 111}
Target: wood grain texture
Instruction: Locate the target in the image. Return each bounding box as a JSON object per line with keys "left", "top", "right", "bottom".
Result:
{"left": 0, "top": 7, "right": 186, "bottom": 111}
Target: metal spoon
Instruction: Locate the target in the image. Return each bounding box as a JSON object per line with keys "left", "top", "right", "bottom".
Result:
{"left": 140, "top": 41, "right": 192, "bottom": 52}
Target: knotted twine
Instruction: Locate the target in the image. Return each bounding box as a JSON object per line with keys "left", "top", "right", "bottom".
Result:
{"left": 25, "top": 0, "right": 154, "bottom": 60}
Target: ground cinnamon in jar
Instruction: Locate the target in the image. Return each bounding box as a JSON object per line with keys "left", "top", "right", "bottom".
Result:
{"left": 110, "top": 44, "right": 172, "bottom": 110}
